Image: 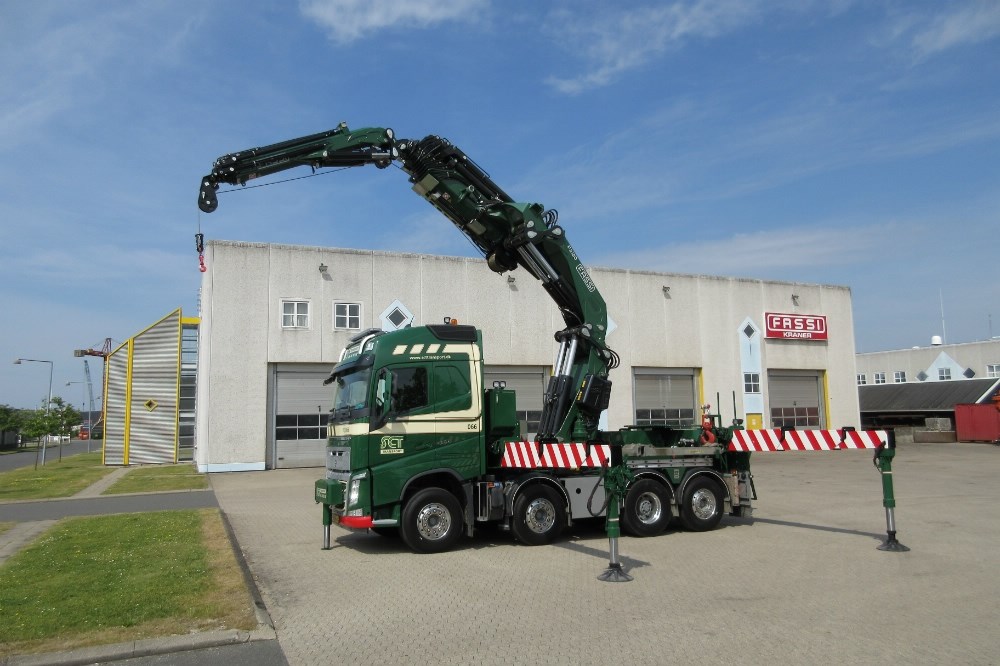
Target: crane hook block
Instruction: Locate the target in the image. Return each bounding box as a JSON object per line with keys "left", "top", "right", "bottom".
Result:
{"left": 199, "top": 177, "right": 219, "bottom": 213}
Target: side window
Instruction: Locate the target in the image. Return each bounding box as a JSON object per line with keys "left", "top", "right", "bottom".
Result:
{"left": 390, "top": 367, "right": 429, "bottom": 414}
{"left": 433, "top": 364, "right": 472, "bottom": 413}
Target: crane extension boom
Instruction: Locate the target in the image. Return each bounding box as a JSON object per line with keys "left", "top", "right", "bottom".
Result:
{"left": 198, "top": 123, "right": 618, "bottom": 442}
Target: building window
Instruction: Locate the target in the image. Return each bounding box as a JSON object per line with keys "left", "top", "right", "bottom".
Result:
{"left": 894, "top": 371, "right": 906, "bottom": 383}
{"left": 938, "top": 368, "right": 951, "bottom": 381}
{"left": 857, "top": 374, "right": 867, "bottom": 386}
{"left": 874, "top": 372, "right": 886, "bottom": 385}
{"left": 770, "top": 406, "right": 821, "bottom": 429}
{"left": 334, "top": 302, "right": 361, "bottom": 330}
{"left": 987, "top": 364, "right": 999, "bottom": 378}
{"left": 281, "top": 300, "right": 309, "bottom": 329}
{"left": 743, "top": 372, "right": 760, "bottom": 393}
{"left": 275, "top": 412, "right": 328, "bottom": 440}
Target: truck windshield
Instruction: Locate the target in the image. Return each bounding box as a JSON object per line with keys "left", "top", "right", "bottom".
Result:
{"left": 330, "top": 366, "right": 372, "bottom": 422}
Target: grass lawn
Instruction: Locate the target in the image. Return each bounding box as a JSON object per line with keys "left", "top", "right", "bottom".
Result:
{"left": 0, "top": 452, "right": 114, "bottom": 502}
{"left": 103, "top": 463, "right": 208, "bottom": 495}
{"left": 0, "top": 508, "right": 256, "bottom": 657}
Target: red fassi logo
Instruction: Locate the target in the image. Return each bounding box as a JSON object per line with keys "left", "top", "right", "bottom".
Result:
{"left": 764, "top": 312, "right": 828, "bottom": 340}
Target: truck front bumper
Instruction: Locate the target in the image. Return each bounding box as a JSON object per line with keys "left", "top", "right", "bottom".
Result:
{"left": 315, "top": 479, "right": 373, "bottom": 530}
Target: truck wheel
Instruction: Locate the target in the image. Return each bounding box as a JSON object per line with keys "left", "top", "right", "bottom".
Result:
{"left": 679, "top": 477, "right": 724, "bottom": 532}
{"left": 512, "top": 484, "right": 566, "bottom": 546}
{"left": 622, "top": 479, "right": 671, "bottom": 537}
{"left": 400, "top": 488, "right": 463, "bottom": 553}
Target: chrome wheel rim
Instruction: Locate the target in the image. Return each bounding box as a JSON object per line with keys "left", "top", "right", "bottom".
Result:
{"left": 524, "top": 498, "right": 556, "bottom": 534}
{"left": 635, "top": 491, "right": 663, "bottom": 525}
{"left": 691, "top": 488, "right": 717, "bottom": 521}
{"left": 415, "top": 502, "right": 452, "bottom": 541}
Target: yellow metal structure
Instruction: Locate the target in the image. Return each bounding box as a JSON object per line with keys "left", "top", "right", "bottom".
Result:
{"left": 101, "top": 309, "right": 199, "bottom": 465}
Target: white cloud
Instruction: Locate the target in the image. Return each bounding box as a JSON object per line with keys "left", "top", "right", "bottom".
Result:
{"left": 544, "top": 0, "right": 764, "bottom": 94}
{"left": 910, "top": 1, "right": 1000, "bottom": 58}
{"left": 299, "top": 0, "right": 488, "bottom": 44}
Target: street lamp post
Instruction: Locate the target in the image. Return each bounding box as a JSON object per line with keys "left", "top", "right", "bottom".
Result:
{"left": 13, "top": 358, "right": 53, "bottom": 467}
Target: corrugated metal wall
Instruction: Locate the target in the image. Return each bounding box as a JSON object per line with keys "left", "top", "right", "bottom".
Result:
{"left": 102, "top": 309, "right": 189, "bottom": 465}
{"left": 103, "top": 346, "right": 129, "bottom": 465}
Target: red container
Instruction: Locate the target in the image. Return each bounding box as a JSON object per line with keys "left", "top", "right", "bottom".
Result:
{"left": 955, "top": 404, "right": 1000, "bottom": 442}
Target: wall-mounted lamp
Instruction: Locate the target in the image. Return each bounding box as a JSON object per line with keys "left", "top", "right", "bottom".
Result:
{"left": 662, "top": 285, "right": 671, "bottom": 297}
{"left": 791, "top": 294, "right": 799, "bottom": 306}
{"left": 318, "top": 263, "right": 328, "bottom": 273}
{"left": 507, "top": 275, "right": 516, "bottom": 284}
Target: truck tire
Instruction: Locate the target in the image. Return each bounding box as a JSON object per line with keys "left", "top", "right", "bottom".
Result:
{"left": 622, "top": 479, "right": 671, "bottom": 537}
{"left": 679, "top": 476, "right": 725, "bottom": 532}
{"left": 511, "top": 484, "right": 566, "bottom": 546}
{"left": 399, "top": 488, "right": 463, "bottom": 553}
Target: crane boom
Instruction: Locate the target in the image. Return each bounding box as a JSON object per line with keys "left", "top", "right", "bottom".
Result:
{"left": 198, "top": 123, "right": 617, "bottom": 442}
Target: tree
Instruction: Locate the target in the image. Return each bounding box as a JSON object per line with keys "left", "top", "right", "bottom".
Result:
{"left": 0, "top": 404, "right": 24, "bottom": 449}
{"left": 48, "top": 396, "right": 80, "bottom": 441}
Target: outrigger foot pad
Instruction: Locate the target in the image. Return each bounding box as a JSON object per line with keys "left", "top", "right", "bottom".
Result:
{"left": 598, "top": 562, "right": 634, "bottom": 583}
{"left": 877, "top": 532, "right": 910, "bottom": 552}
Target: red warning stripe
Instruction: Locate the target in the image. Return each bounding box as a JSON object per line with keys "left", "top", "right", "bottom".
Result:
{"left": 728, "top": 429, "right": 887, "bottom": 452}
{"left": 500, "top": 442, "right": 611, "bottom": 469}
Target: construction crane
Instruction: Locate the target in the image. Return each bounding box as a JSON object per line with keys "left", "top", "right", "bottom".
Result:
{"left": 73, "top": 338, "right": 112, "bottom": 443}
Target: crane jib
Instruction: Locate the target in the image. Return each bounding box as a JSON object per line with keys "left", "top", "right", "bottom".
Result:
{"left": 198, "top": 123, "right": 616, "bottom": 441}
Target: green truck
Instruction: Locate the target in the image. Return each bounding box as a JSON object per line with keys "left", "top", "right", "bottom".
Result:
{"left": 196, "top": 124, "right": 766, "bottom": 554}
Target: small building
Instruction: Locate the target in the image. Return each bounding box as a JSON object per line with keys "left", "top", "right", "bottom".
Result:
{"left": 194, "top": 240, "right": 866, "bottom": 472}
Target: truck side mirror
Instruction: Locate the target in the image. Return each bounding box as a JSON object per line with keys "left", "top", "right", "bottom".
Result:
{"left": 371, "top": 369, "right": 393, "bottom": 431}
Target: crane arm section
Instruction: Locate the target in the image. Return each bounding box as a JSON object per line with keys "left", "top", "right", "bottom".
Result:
{"left": 198, "top": 124, "right": 617, "bottom": 443}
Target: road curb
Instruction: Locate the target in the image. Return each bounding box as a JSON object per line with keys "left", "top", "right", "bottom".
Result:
{"left": 2, "top": 627, "right": 277, "bottom": 666}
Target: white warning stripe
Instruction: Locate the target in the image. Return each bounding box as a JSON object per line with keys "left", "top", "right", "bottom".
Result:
{"left": 500, "top": 442, "right": 611, "bottom": 468}
{"left": 728, "top": 429, "right": 888, "bottom": 452}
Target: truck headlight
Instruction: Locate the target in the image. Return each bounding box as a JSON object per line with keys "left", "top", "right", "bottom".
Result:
{"left": 347, "top": 471, "right": 367, "bottom": 508}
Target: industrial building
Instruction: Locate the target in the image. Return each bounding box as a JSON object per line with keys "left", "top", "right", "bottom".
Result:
{"left": 192, "top": 240, "right": 863, "bottom": 472}
{"left": 856, "top": 339, "right": 1000, "bottom": 438}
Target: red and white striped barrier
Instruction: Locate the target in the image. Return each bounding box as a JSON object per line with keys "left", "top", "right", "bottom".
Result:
{"left": 728, "top": 429, "right": 888, "bottom": 452}
{"left": 500, "top": 441, "right": 612, "bottom": 469}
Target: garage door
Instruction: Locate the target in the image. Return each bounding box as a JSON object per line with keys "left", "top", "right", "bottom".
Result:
{"left": 484, "top": 366, "right": 546, "bottom": 440}
{"left": 633, "top": 369, "right": 696, "bottom": 427}
{"left": 272, "top": 364, "right": 334, "bottom": 468}
{"left": 767, "top": 371, "right": 823, "bottom": 429}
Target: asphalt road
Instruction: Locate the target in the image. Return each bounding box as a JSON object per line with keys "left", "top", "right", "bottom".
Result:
{"left": 0, "top": 438, "right": 96, "bottom": 472}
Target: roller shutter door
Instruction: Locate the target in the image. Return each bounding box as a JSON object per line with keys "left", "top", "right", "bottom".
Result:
{"left": 767, "top": 371, "right": 822, "bottom": 428}
{"left": 484, "top": 366, "right": 545, "bottom": 439}
{"left": 273, "top": 364, "right": 333, "bottom": 468}
{"left": 633, "top": 369, "right": 696, "bottom": 427}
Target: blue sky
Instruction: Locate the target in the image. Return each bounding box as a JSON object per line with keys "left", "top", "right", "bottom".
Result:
{"left": 1, "top": 0, "right": 998, "bottom": 409}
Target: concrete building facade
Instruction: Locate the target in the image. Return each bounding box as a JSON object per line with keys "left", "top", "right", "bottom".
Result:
{"left": 195, "top": 240, "right": 863, "bottom": 472}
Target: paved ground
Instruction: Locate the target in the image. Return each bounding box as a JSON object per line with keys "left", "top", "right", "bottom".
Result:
{"left": 212, "top": 441, "right": 1000, "bottom": 665}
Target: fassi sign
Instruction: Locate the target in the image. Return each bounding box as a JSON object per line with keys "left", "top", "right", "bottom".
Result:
{"left": 764, "top": 312, "right": 828, "bottom": 341}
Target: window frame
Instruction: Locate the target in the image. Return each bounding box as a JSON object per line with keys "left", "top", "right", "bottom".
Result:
{"left": 856, "top": 374, "right": 867, "bottom": 386}
{"left": 280, "top": 299, "right": 310, "bottom": 330}
{"left": 893, "top": 371, "right": 906, "bottom": 383}
{"left": 333, "top": 301, "right": 362, "bottom": 330}
{"left": 743, "top": 372, "right": 761, "bottom": 394}
{"left": 987, "top": 364, "right": 1000, "bottom": 379}
{"left": 938, "top": 368, "right": 952, "bottom": 381}
{"left": 874, "top": 372, "right": 886, "bottom": 385}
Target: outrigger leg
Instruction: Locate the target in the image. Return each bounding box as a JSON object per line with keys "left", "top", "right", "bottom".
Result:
{"left": 875, "top": 430, "right": 909, "bottom": 553}
{"left": 598, "top": 463, "right": 634, "bottom": 582}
